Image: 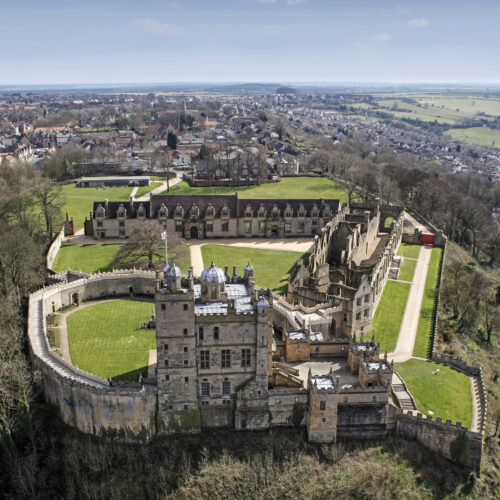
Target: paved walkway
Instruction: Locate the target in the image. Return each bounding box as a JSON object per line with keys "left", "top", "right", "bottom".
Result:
{"left": 134, "top": 176, "right": 182, "bottom": 202}
{"left": 404, "top": 212, "right": 434, "bottom": 234}
{"left": 188, "top": 238, "right": 315, "bottom": 277}
{"left": 388, "top": 244, "right": 432, "bottom": 362}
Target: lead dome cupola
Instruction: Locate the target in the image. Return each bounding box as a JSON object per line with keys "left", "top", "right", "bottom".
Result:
{"left": 200, "top": 261, "right": 226, "bottom": 283}
{"left": 164, "top": 261, "right": 181, "bottom": 277}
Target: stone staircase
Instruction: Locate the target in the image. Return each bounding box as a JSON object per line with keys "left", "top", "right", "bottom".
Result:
{"left": 391, "top": 373, "right": 417, "bottom": 411}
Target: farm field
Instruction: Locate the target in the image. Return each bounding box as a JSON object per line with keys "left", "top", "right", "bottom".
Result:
{"left": 162, "top": 177, "right": 349, "bottom": 204}
{"left": 413, "top": 247, "right": 443, "bottom": 357}
{"left": 67, "top": 299, "right": 155, "bottom": 381}
{"left": 395, "top": 359, "right": 472, "bottom": 428}
{"left": 444, "top": 127, "right": 500, "bottom": 147}
{"left": 371, "top": 280, "right": 411, "bottom": 353}
{"left": 200, "top": 244, "right": 307, "bottom": 295}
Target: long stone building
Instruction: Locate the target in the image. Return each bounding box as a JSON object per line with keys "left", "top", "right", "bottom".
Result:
{"left": 88, "top": 194, "right": 340, "bottom": 240}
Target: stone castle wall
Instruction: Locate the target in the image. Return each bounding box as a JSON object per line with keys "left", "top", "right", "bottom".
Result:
{"left": 28, "top": 272, "right": 158, "bottom": 439}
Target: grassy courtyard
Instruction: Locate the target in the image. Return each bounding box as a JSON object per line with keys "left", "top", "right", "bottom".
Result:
{"left": 398, "top": 258, "right": 417, "bottom": 282}
{"left": 397, "top": 243, "right": 421, "bottom": 259}
{"left": 59, "top": 183, "right": 134, "bottom": 231}
{"left": 67, "top": 299, "right": 155, "bottom": 381}
{"left": 371, "top": 280, "right": 411, "bottom": 353}
{"left": 162, "top": 177, "right": 349, "bottom": 204}
{"left": 53, "top": 244, "right": 121, "bottom": 273}
{"left": 395, "top": 359, "right": 472, "bottom": 428}
{"left": 135, "top": 181, "right": 162, "bottom": 198}
{"left": 200, "top": 244, "right": 307, "bottom": 295}
{"left": 52, "top": 242, "right": 191, "bottom": 274}
{"left": 413, "top": 247, "right": 443, "bottom": 357}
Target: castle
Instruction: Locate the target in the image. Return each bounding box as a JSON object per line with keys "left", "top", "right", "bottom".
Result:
{"left": 28, "top": 197, "right": 484, "bottom": 471}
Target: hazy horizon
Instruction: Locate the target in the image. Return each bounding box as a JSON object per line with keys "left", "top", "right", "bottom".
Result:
{"left": 2, "top": 0, "right": 500, "bottom": 85}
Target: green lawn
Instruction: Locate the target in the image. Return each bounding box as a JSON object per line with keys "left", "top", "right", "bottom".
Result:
{"left": 398, "top": 258, "right": 417, "bottom": 282}
{"left": 200, "top": 244, "right": 307, "bottom": 295}
{"left": 67, "top": 299, "right": 155, "bottom": 381}
{"left": 371, "top": 281, "right": 411, "bottom": 353}
{"left": 444, "top": 127, "right": 500, "bottom": 147}
{"left": 53, "top": 244, "right": 121, "bottom": 273}
{"left": 413, "top": 247, "right": 443, "bottom": 357}
{"left": 60, "top": 183, "right": 134, "bottom": 231}
{"left": 397, "top": 243, "right": 421, "bottom": 259}
{"left": 52, "top": 242, "right": 191, "bottom": 274}
{"left": 162, "top": 177, "right": 349, "bottom": 204}
{"left": 135, "top": 181, "right": 162, "bottom": 198}
{"left": 395, "top": 359, "right": 472, "bottom": 428}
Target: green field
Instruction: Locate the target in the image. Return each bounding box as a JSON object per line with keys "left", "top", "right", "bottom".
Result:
{"left": 444, "top": 127, "right": 500, "bottom": 147}
{"left": 398, "top": 243, "right": 421, "bottom": 259}
{"left": 395, "top": 359, "right": 472, "bottom": 428}
{"left": 163, "top": 177, "right": 349, "bottom": 204}
{"left": 371, "top": 280, "right": 411, "bottom": 353}
{"left": 67, "top": 299, "right": 155, "bottom": 381}
{"left": 200, "top": 244, "right": 307, "bottom": 295}
{"left": 398, "top": 258, "right": 417, "bottom": 282}
{"left": 53, "top": 242, "right": 191, "bottom": 274}
{"left": 135, "top": 181, "right": 162, "bottom": 198}
{"left": 60, "top": 183, "right": 134, "bottom": 231}
{"left": 413, "top": 247, "right": 443, "bottom": 357}
{"left": 53, "top": 244, "right": 122, "bottom": 273}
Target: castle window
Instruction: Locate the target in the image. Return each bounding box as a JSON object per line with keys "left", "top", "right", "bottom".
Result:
{"left": 175, "top": 220, "right": 183, "bottom": 232}
{"left": 312, "top": 219, "right": 317, "bottom": 226}
{"left": 183, "top": 328, "right": 188, "bottom": 336}
{"left": 214, "top": 327, "right": 219, "bottom": 340}
{"left": 298, "top": 223, "right": 305, "bottom": 233}
{"left": 164, "top": 360, "right": 168, "bottom": 367}
{"left": 161, "top": 304, "right": 166, "bottom": 311}
{"left": 119, "top": 230, "right": 125, "bottom": 237}
{"left": 184, "top": 377, "right": 189, "bottom": 384}
{"left": 241, "top": 349, "right": 251, "bottom": 368}
{"left": 201, "top": 382, "right": 210, "bottom": 398}
{"left": 184, "top": 360, "right": 188, "bottom": 366}
{"left": 356, "top": 312, "right": 361, "bottom": 321}
{"left": 97, "top": 221, "right": 103, "bottom": 227}
{"left": 222, "top": 221, "right": 229, "bottom": 232}
{"left": 365, "top": 295, "right": 370, "bottom": 303}
{"left": 356, "top": 298, "right": 362, "bottom": 307}
{"left": 184, "top": 347, "right": 188, "bottom": 353}
{"left": 184, "top": 304, "right": 188, "bottom": 311}
{"left": 200, "top": 350, "right": 210, "bottom": 369}
{"left": 211, "top": 287, "right": 217, "bottom": 299}
{"left": 258, "top": 221, "right": 265, "bottom": 233}
{"left": 221, "top": 350, "right": 231, "bottom": 368}
{"left": 184, "top": 404, "right": 188, "bottom": 410}
{"left": 320, "top": 401, "right": 326, "bottom": 411}
{"left": 244, "top": 221, "right": 252, "bottom": 233}
{"left": 206, "top": 221, "right": 213, "bottom": 232}
{"left": 364, "top": 308, "right": 370, "bottom": 317}
{"left": 222, "top": 380, "right": 230, "bottom": 396}
{"left": 163, "top": 344, "right": 168, "bottom": 350}
{"left": 119, "top": 220, "right": 125, "bottom": 227}
{"left": 168, "top": 404, "right": 173, "bottom": 410}
{"left": 165, "top": 375, "right": 169, "bottom": 381}
{"left": 322, "top": 418, "right": 326, "bottom": 423}
{"left": 285, "top": 223, "right": 291, "bottom": 233}
{"left": 199, "top": 327, "right": 204, "bottom": 340}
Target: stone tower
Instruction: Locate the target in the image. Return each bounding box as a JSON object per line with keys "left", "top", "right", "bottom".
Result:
{"left": 156, "top": 262, "right": 200, "bottom": 433}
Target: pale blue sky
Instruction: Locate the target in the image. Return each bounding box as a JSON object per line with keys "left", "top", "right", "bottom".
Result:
{"left": 1, "top": 0, "right": 499, "bottom": 84}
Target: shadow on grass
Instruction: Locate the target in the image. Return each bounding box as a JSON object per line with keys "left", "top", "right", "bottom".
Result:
{"left": 112, "top": 365, "right": 150, "bottom": 383}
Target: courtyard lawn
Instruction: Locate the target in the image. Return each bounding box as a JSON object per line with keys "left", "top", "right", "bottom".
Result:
{"left": 135, "top": 181, "right": 162, "bottom": 198}
{"left": 371, "top": 280, "right": 411, "bottom": 353}
{"left": 413, "top": 247, "right": 443, "bottom": 357}
{"left": 52, "top": 241, "right": 191, "bottom": 274}
{"left": 397, "top": 243, "right": 421, "bottom": 259}
{"left": 398, "top": 258, "right": 417, "bottom": 282}
{"left": 162, "top": 177, "right": 349, "bottom": 204}
{"left": 53, "top": 244, "right": 121, "bottom": 273}
{"left": 395, "top": 359, "right": 472, "bottom": 428}
{"left": 200, "top": 244, "right": 307, "bottom": 295}
{"left": 67, "top": 299, "right": 155, "bottom": 381}
{"left": 59, "top": 183, "right": 134, "bottom": 231}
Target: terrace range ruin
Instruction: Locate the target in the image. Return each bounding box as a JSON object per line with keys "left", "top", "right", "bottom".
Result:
{"left": 29, "top": 198, "right": 484, "bottom": 472}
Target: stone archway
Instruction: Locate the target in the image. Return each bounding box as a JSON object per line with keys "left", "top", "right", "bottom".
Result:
{"left": 190, "top": 226, "right": 199, "bottom": 239}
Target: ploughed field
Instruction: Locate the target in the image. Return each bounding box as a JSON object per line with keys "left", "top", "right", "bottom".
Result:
{"left": 66, "top": 299, "right": 155, "bottom": 381}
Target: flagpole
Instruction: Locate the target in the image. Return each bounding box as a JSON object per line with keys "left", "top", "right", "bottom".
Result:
{"left": 165, "top": 230, "right": 168, "bottom": 266}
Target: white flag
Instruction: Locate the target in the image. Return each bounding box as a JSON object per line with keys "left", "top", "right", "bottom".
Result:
{"left": 161, "top": 231, "right": 167, "bottom": 240}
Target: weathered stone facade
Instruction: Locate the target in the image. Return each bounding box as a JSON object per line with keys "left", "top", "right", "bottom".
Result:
{"left": 89, "top": 194, "right": 340, "bottom": 240}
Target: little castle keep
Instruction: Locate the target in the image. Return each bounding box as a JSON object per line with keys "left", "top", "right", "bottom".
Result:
{"left": 29, "top": 196, "right": 484, "bottom": 470}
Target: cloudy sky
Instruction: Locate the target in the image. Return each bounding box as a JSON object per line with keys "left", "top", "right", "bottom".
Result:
{"left": 1, "top": 0, "right": 499, "bottom": 84}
